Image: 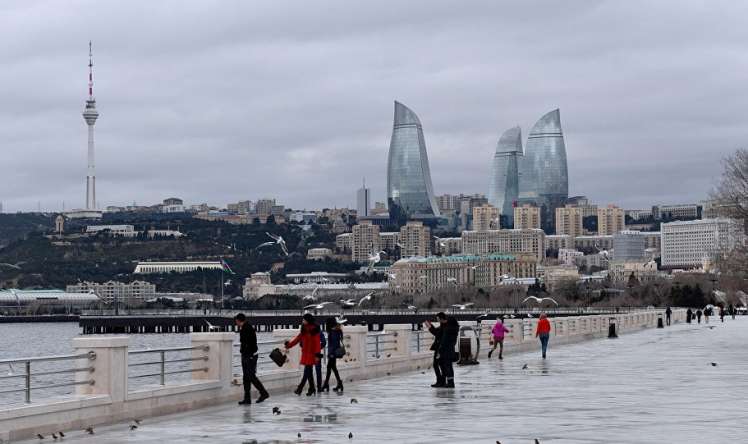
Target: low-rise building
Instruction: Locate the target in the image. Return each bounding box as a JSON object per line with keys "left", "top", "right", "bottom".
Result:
{"left": 335, "top": 233, "right": 352, "bottom": 253}
{"left": 65, "top": 281, "right": 156, "bottom": 306}
{"left": 284, "top": 272, "right": 349, "bottom": 284}
{"left": 652, "top": 204, "right": 701, "bottom": 221}
{"left": 613, "top": 230, "right": 646, "bottom": 261}
{"left": 545, "top": 234, "right": 573, "bottom": 252}
{"left": 608, "top": 261, "right": 659, "bottom": 284}
{"left": 389, "top": 253, "right": 537, "bottom": 294}
{"left": 86, "top": 225, "right": 138, "bottom": 237}
{"left": 542, "top": 265, "right": 580, "bottom": 291}
{"left": 574, "top": 235, "right": 614, "bottom": 251}
{"left": 133, "top": 261, "right": 224, "bottom": 274}
{"left": 434, "top": 237, "right": 462, "bottom": 256}
{"left": 306, "top": 248, "right": 333, "bottom": 261}
{"left": 461, "top": 229, "right": 545, "bottom": 262}
{"left": 558, "top": 249, "right": 584, "bottom": 266}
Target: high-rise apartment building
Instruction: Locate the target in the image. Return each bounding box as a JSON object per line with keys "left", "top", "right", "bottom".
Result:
{"left": 386, "top": 101, "right": 440, "bottom": 220}
{"left": 555, "top": 205, "right": 584, "bottom": 238}
{"left": 598, "top": 205, "right": 625, "bottom": 235}
{"left": 518, "top": 109, "right": 569, "bottom": 233}
{"left": 472, "top": 204, "right": 500, "bottom": 231}
{"left": 461, "top": 229, "right": 545, "bottom": 262}
{"left": 255, "top": 199, "right": 276, "bottom": 216}
{"left": 399, "top": 221, "right": 431, "bottom": 258}
{"left": 488, "top": 126, "right": 522, "bottom": 227}
{"left": 351, "top": 221, "right": 381, "bottom": 263}
{"left": 356, "top": 179, "right": 371, "bottom": 217}
{"left": 513, "top": 204, "right": 541, "bottom": 230}
{"left": 661, "top": 218, "right": 745, "bottom": 268}
{"left": 436, "top": 194, "right": 460, "bottom": 214}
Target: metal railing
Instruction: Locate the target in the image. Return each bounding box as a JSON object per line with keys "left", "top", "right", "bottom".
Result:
{"left": 0, "top": 352, "right": 96, "bottom": 404}
{"left": 366, "top": 332, "right": 398, "bottom": 360}
{"left": 411, "top": 330, "right": 432, "bottom": 354}
{"left": 128, "top": 345, "right": 209, "bottom": 386}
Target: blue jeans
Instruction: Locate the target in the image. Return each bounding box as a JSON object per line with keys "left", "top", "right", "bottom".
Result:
{"left": 539, "top": 333, "right": 550, "bottom": 358}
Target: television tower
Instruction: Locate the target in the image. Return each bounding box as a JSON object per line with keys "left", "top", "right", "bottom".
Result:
{"left": 82, "top": 41, "right": 99, "bottom": 210}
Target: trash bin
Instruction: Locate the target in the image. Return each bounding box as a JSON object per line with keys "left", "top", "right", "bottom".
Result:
{"left": 657, "top": 314, "right": 664, "bottom": 329}
{"left": 457, "top": 325, "right": 480, "bottom": 365}
{"left": 608, "top": 317, "right": 618, "bottom": 338}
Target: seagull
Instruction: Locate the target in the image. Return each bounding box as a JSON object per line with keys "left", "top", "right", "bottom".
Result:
{"left": 406, "top": 305, "right": 417, "bottom": 311}
{"left": 36, "top": 434, "right": 44, "bottom": 440}
{"left": 0, "top": 262, "right": 23, "bottom": 270}
{"left": 336, "top": 317, "right": 348, "bottom": 325}
{"left": 85, "top": 427, "right": 94, "bottom": 434}
{"left": 340, "top": 299, "right": 356, "bottom": 308}
{"left": 522, "top": 296, "right": 558, "bottom": 306}
{"left": 304, "top": 302, "right": 333, "bottom": 311}
{"left": 302, "top": 286, "right": 320, "bottom": 302}
{"left": 349, "top": 432, "right": 354, "bottom": 439}
{"left": 133, "top": 419, "right": 141, "bottom": 425}
{"left": 527, "top": 313, "right": 533, "bottom": 318}
{"left": 350, "top": 398, "right": 358, "bottom": 404}
{"left": 129, "top": 425, "right": 138, "bottom": 431}
{"left": 272, "top": 406, "right": 281, "bottom": 415}
{"left": 451, "top": 303, "right": 474, "bottom": 310}
{"left": 433, "top": 236, "right": 447, "bottom": 248}
{"left": 522, "top": 364, "right": 528, "bottom": 370}
{"left": 204, "top": 320, "right": 220, "bottom": 331}
{"left": 476, "top": 313, "right": 489, "bottom": 321}
{"left": 470, "top": 265, "right": 479, "bottom": 270}
{"left": 387, "top": 273, "right": 397, "bottom": 280}
{"left": 446, "top": 277, "right": 457, "bottom": 283}
{"left": 367, "top": 251, "right": 387, "bottom": 272}
{"left": 358, "top": 292, "right": 374, "bottom": 306}
{"left": 52, "top": 433, "right": 58, "bottom": 440}
{"left": 267, "top": 232, "right": 289, "bottom": 256}
{"left": 58, "top": 432, "right": 64, "bottom": 438}
{"left": 710, "top": 362, "right": 718, "bottom": 367}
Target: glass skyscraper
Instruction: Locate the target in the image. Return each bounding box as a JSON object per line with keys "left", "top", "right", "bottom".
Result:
{"left": 488, "top": 126, "right": 522, "bottom": 228}
{"left": 387, "top": 101, "right": 440, "bottom": 221}
{"left": 518, "top": 108, "right": 569, "bottom": 233}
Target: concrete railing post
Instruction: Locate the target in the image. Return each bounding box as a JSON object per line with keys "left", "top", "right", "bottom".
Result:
{"left": 190, "top": 333, "right": 234, "bottom": 386}
{"left": 272, "top": 328, "right": 301, "bottom": 370}
{"left": 387, "top": 324, "right": 412, "bottom": 359}
{"left": 72, "top": 336, "right": 129, "bottom": 403}
{"left": 343, "top": 326, "right": 369, "bottom": 367}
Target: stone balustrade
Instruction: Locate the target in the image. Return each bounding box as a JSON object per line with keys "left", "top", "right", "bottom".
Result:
{"left": 0, "top": 309, "right": 686, "bottom": 442}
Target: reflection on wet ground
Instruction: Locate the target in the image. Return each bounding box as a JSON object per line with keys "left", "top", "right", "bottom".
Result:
{"left": 19, "top": 318, "right": 748, "bottom": 443}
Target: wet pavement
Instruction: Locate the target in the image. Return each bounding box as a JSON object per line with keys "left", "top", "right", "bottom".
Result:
{"left": 25, "top": 318, "right": 748, "bottom": 443}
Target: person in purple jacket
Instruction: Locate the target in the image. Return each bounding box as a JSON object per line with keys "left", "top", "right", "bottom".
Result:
{"left": 488, "top": 316, "right": 510, "bottom": 360}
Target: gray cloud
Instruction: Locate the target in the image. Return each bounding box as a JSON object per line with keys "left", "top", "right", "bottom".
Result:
{"left": 1, "top": 0, "right": 746, "bottom": 212}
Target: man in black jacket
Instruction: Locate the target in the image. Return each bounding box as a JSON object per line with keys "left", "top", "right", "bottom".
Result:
{"left": 425, "top": 315, "right": 444, "bottom": 388}
{"left": 235, "top": 313, "right": 269, "bottom": 405}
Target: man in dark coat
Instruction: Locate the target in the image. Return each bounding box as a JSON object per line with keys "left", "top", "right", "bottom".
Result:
{"left": 235, "top": 313, "right": 269, "bottom": 405}
{"left": 426, "top": 315, "right": 444, "bottom": 387}
{"left": 427, "top": 312, "right": 459, "bottom": 388}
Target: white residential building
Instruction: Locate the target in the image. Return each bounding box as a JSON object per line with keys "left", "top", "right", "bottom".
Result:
{"left": 661, "top": 218, "right": 745, "bottom": 269}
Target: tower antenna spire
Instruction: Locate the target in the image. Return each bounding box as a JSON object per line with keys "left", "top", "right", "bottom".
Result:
{"left": 88, "top": 41, "right": 93, "bottom": 98}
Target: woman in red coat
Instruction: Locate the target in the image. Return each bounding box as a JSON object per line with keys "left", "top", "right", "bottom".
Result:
{"left": 535, "top": 313, "right": 552, "bottom": 359}
{"left": 285, "top": 313, "right": 322, "bottom": 396}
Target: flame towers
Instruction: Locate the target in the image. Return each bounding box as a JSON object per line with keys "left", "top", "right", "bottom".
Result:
{"left": 488, "top": 126, "right": 522, "bottom": 227}
{"left": 518, "top": 108, "right": 568, "bottom": 233}
{"left": 82, "top": 42, "right": 99, "bottom": 210}
{"left": 386, "top": 101, "right": 440, "bottom": 221}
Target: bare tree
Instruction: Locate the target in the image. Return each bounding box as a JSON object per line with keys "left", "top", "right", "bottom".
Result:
{"left": 711, "top": 148, "right": 748, "bottom": 221}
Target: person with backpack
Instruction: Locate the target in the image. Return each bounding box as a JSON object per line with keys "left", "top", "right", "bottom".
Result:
{"left": 488, "top": 316, "right": 510, "bottom": 360}
{"left": 321, "top": 318, "right": 344, "bottom": 393}
{"left": 284, "top": 313, "right": 323, "bottom": 396}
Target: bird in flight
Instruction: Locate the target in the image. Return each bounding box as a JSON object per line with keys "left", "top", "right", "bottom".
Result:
{"left": 446, "top": 277, "right": 458, "bottom": 284}
{"left": 257, "top": 232, "right": 289, "bottom": 256}
{"left": 358, "top": 292, "right": 374, "bottom": 306}
{"left": 340, "top": 299, "right": 356, "bottom": 309}
{"left": 367, "top": 251, "right": 387, "bottom": 272}
{"left": 522, "top": 296, "right": 558, "bottom": 306}
{"left": 302, "top": 286, "right": 320, "bottom": 302}
{"left": 304, "top": 302, "right": 333, "bottom": 311}
{"left": 451, "top": 303, "right": 474, "bottom": 310}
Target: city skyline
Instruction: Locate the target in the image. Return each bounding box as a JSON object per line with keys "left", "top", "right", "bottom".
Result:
{"left": 2, "top": 1, "right": 747, "bottom": 212}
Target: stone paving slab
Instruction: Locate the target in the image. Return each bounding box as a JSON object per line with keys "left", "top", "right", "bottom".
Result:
{"left": 22, "top": 318, "right": 748, "bottom": 443}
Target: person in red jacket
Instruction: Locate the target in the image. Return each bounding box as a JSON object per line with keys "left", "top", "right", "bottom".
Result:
{"left": 535, "top": 313, "right": 552, "bottom": 359}
{"left": 285, "top": 313, "right": 322, "bottom": 396}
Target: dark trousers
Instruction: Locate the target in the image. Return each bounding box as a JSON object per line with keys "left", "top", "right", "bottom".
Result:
{"left": 666, "top": 315, "right": 671, "bottom": 326}
{"left": 324, "top": 357, "right": 341, "bottom": 386}
{"left": 241, "top": 354, "right": 268, "bottom": 400}
{"left": 432, "top": 353, "right": 443, "bottom": 384}
{"left": 299, "top": 365, "right": 315, "bottom": 391}
{"left": 315, "top": 361, "right": 322, "bottom": 389}
{"left": 438, "top": 354, "right": 454, "bottom": 383}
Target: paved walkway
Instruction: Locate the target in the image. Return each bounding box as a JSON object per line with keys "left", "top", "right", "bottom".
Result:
{"left": 26, "top": 318, "right": 748, "bottom": 443}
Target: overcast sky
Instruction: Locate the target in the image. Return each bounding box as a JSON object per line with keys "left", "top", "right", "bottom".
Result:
{"left": 2, "top": 0, "right": 746, "bottom": 213}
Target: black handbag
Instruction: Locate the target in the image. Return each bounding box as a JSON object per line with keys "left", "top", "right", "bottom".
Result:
{"left": 334, "top": 344, "right": 346, "bottom": 358}
{"left": 269, "top": 348, "right": 287, "bottom": 367}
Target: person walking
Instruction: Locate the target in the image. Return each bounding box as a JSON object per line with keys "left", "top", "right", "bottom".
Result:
{"left": 729, "top": 303, "right": 736, "bottom": 320}
{"left": 426, "top": 316, "right": 444, "bottom": 388}
{"left": 234, "top": 313, "right": 269, "bottom": 405}
{"left": 704, "top": 307, "right": 711, "bottom": 324}
{"left": 285, "top": 313, "right": 322, "bottom": 396}
{"left": 315, "top": 328, "right": 326, "bottom": 390}
{"left": 719, "top": 306, "right": 725, "bottom": 323}
{"left": 488, "top": 316, "right": 510, "bottom": 360}
{"left": 536, "top": 313, "right": 552, "bottom": 359}
{"left": 321, "top": 318, "right": 344, "bottom": 392}
{"left": 665, "top": 307, "right": 672, "bottom": 326}
{"left": 686, "top": 308, "right": 693, "bottom": 323}
{"left": 696, "top": 309, "right": 703, "bottom": 324}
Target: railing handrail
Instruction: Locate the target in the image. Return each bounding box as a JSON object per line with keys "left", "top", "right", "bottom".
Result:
{"left": 129, "top": 345, "right": 208, "bottom": 355}
{"left": 0, "top": 351, "right": 95, "bottom": 366}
